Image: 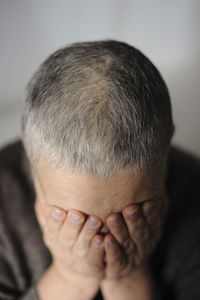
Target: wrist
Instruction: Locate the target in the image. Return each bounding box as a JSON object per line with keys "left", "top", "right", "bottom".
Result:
{"left": 52, "top": 262, "right": 100, "bottom": 299}
{"left": 101, "top": 264, "right": 153, "bottom": 300}
{"left": 37, "top": 263, "right": 100, "bottom": 300}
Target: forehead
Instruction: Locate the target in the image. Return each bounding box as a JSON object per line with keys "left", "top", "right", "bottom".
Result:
{"left": 34, "top": 163, "right": 164, "bottom": 216}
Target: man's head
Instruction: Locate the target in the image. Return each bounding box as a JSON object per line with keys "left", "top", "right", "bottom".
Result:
{"left": 21, "top": 40, "right": 174, "bottom": 228}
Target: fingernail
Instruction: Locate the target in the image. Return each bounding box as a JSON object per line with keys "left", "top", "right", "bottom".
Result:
{"left": 107, "top": 237, "right": 114, "bottom": 245}
{"left": 128, "top": 207, "right": 140, "bottom": 219}
{"left": 52, "top": 209, "right": 65, "bottom": 219}
{"left": 143, "top": 204, "right": 154, "bottom": 214}
{"left": 94, "top": 237, "right": 102, "bottom": 247}
{"left": 69, "top": 212, "right": 82, "bottom": 223}
{"left": 109, "top": 217, "right": 119, "bottom": 226}
{"left": 87, "top": 216, "right": 99, "bottom": 227}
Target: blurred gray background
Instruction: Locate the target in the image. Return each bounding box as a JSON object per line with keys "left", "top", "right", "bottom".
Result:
{"left": 0, "top": 0, "right": 200, "bottom": 158}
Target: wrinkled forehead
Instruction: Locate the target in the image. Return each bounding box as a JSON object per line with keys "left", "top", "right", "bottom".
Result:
{"left": 33, "top": 163, "right": 165, "bottom": 220}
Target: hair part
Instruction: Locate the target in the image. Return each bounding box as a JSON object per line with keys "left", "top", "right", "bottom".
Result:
{"left": 21, "top": 39, "right": 174, "bottom": 180}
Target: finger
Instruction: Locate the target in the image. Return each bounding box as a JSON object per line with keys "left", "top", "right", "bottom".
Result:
{"left": 106, "top": 213, "right": 134, "bottom": 253}
{"left": 142, "top": 200, "right": 163, "bottom": 247}
{"left": 104, "top": 234, "right": 126, "bottom": 277}
{"left": 142, "top": 200, "right": 157, "bottom": 222}
{"left": 87, "top": 234, "right": 105, "bottom": 276}
{"left": 142, "top": 200, "right": 162, "bottom": 231}
{"left": 73, "top": 215, "right": 102, "bottom": 256}
{"left": 122, "top": 205, "right": 149, "bottom": 240}
{"left": 44, "top": 206, "right": 66, "bottom": 242}
{"left": 122, "top": 205, "right": 149, "bottom": 260}
{"left": 58, "top": 209, "right": 86, "bottom": 250}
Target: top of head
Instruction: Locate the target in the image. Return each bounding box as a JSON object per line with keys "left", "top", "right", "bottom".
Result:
{"left": 21, "top": 39, "right": 175, "bottom": 180}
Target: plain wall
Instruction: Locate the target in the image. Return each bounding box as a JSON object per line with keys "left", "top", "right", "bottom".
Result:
{"left": 0, "top": 0, "right": 200, "bottom": 158}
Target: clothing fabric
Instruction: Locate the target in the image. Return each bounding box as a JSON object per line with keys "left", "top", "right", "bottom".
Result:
{"left": 0, "top": 140, "right": 200, "bottom": 300}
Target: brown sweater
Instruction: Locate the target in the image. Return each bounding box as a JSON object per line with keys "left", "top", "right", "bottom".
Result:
{"left": 0, "top": 140, "right": 200, "bottom": 300}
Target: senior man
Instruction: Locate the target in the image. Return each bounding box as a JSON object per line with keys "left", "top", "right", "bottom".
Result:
{"left": 0, "top": 40, "right": 200, "bottom": 300}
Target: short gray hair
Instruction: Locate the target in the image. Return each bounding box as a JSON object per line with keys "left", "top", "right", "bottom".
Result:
{"left": 21, "top": 40, "right": 174, "bottom": 179}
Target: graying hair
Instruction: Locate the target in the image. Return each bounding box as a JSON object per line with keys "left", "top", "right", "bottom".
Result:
{"left": 21, "top": 40, "right": 174, "bottom": 180}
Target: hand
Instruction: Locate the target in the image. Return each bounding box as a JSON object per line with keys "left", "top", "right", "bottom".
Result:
{"left": 34, "top": 198, "right": 105, "bottom": 296}
{"left": 102, "top": 193, "right": 169, "bottom": 280}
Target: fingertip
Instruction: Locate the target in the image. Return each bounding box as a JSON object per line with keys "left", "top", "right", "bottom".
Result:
{"left": 67, "top": 209, "right": 86, "bottom": 224}
{"left": 69, "top": 209, "right": 86, "bottom": 218}
{"left": 142, "top": 200, "right": 155, "bottom": 215}
{"left": 93, "top": 234, "right": 104, "bottom": 248}
{"left": 105, "top": 234, "right": 116, "bottom": 247}
{"left": 122, "top": 204, "right": 139, "bottom": 218}
{"left": 51, "top": 206, "right": 66, "bottom": 220}
{"left": 93, "top": 238, "right": 103, "bottom": 247}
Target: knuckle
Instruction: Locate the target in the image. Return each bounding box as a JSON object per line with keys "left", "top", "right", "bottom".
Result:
{"left": 108, "top": 250, "right": 124, "bottom": 268}
{"left": 122, "top": 237, "right": 133, "bottom": 251}
{"left": 87, "top": 256, "right": 98, "bottom": 268}
{"left": 134, "top": 227, "right": 146, "bottom": 239}
{"left": 81, "top": 225, "right": 98, "bottom": 241}
{"left": 87, "top": 254, "right": 102, "bottom": 270}
{"left": 58, "top": 233, "right": 74, "bottom": 249}
{"left": 59, "top": 228, "right": 70, "bottom": 241}
{"left": 136, "top": 218, "right": 145, "bottom": 227}
{"left": 59, "top": 224, "right": 78, "bottom": 241}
